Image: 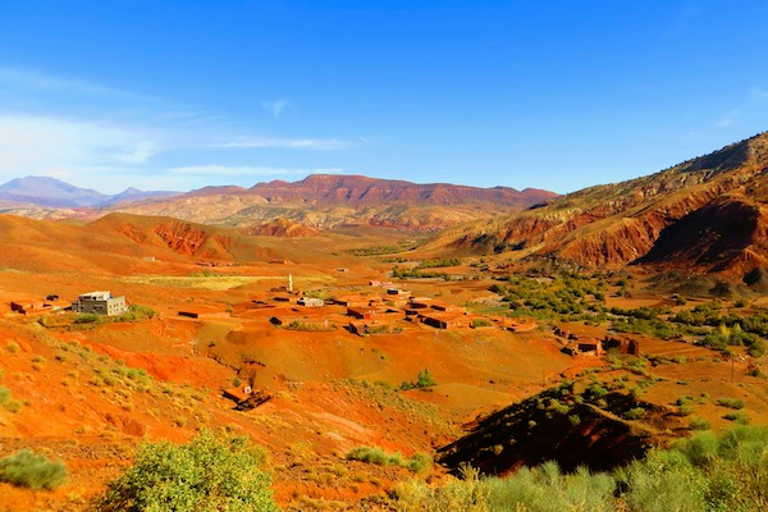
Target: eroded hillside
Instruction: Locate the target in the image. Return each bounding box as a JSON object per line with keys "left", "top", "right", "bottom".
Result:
{"left": 437, "top": 132, "right": 768, "bottom": 282}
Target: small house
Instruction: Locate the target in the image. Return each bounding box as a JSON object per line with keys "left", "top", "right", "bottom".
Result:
{"left": 72, "top": 291, "right": 128, "bottom": 316}
{"left": 577, "top": 339, "right": 605, "bottom": 356}
{"left": 410, "top": 298, "right": 432, "bottom": 309}
{"left": 222, "top": 385, "right": 253, "bottom": 403}
{"left": 297, "top": 297, "right": 324, "bottom": 307}
{"left": 603, "top": 336, "right": 640, "bottom": 356}
{"left": 348, "top": 307, "right": 375, "bottom": 320}
{"left": 422, "top": 312, "right": 468, "bottom": 330}
{"left": 333, "top": 295, "right": 369, "bottom": 308}
{"left": 430, "top": 302, "right": 459, "bottom": 312}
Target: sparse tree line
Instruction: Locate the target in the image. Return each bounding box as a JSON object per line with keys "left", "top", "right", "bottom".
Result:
{"left": 485, "top": 273, "right": 768, "bottom": 357}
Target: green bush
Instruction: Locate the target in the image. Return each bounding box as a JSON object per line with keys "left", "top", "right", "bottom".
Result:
{"left": 723, "top": 412, "right": 750, "bottom": 425}
{"left": 624, "top": 407, "right": 647, "bottom": 420}
{"left": 415, "top": 257, "right": 461, "bottom": 270}
{"left": 0, "top": 387, "right": 10, "bottom": 405}
{"left": 617, "top": 448, "right": 709, "bottom": 512}
{"left": 346, "top": 446, "right": 403, "bottom": 466}
{"left": 716, "top": 398, "right": 746, "bottom": 410}
{"left": 486, "top": 463, "right": 616, "bottom": 512}
{"left": 73, "top": 313, "right": 101, "bottom": 324}
{"left": 689, "top": 417, "right": 712, "bottom": 431}
{"left": 393, "top": 427, "right": 768, "bottom": 511}
{"left": 471, "top": 318, "right": 493, "bottom": 328}
{"left": 407, "top": 453, "right": 433, "bottom": 474}
{"left": 417, "top": 369, "right": 436, "bottom": 388}
{"left": 391, "top": 464, "right": 488, "bottom": 512}
{"left": 96, "top": 430, "right": 275, "bottom": 511}
{"left": 116, "top": 304, "right": 157, "bottom": 322}
{"left": 0, "top": 449, "right": 67, "bottom": 490}
{"left": 401, "top": 369, "right": 437, "bottom": 390}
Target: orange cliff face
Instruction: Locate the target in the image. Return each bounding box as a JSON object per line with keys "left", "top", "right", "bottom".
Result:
{"left": 433, "top": 131, "right": 768, "bottom": 282}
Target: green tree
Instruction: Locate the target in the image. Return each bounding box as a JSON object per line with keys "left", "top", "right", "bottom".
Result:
{"left": 417, "top": 368, "right": 436, "bottom": 388}
{"left": 96, "top": 430, "right": 276, "bottom": 512}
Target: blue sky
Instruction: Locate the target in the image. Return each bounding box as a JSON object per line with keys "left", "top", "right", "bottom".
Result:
{"left": 0, "top": 1, "right": 767, "bottom": 194}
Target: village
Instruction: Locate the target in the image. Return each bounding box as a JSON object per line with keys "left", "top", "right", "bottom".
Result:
{"left": 4, "top": 271, "right": 646, "bottom": 410}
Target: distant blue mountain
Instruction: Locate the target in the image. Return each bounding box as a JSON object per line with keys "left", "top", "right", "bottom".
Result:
{"left": 0, "top": 176, "right": 179, "bottom": 208}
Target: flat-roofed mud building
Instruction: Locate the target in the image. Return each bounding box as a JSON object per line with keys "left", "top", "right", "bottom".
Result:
{"left": 72, "top": 291, "right": 128, "bottom": 316}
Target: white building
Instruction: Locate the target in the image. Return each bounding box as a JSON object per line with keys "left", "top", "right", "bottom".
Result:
{"left": 72, "top": 291, "right": 128, "bottom": 316}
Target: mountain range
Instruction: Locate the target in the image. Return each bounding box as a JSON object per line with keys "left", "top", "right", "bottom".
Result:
{"left": 0, "top": 176, "right": 178, "bottom": 208}
{"left": 0, "top": 174, "right": 557, "bottom": 232}
{"left": 113, "top": 174, "right": 558, "bottom": 231}
{"left": 8, "top": 127, "right": 768, "bottom": 285}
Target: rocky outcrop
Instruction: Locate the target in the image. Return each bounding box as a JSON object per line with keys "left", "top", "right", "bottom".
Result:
{"left": 154, "top": 221, "right": 210, "bottom": 256}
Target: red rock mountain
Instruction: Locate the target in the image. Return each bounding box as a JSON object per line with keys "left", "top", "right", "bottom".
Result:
{"left": 245, "top": 174, "right": 555, "bottom": 206}
{"left": 112, "top": 174, "right": 558, "bottom": 232}
{"left": 438, "top": 131, "right": 768, "bottom": 281}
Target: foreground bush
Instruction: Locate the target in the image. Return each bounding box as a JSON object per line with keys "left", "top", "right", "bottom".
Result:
{"left": 394, "top": 426, "right": 768, "bottom": 512}
{"left": 485, "top": 462, "right": 615, "bottom": 512}
{"left": 96, "top": 430, "right": 276, "bottom": 511}
{"left": 0, "top": 449, "right": 67, "bottom": 490}
{"left": 392, "top": 465, "right": 489, "bottom": 512}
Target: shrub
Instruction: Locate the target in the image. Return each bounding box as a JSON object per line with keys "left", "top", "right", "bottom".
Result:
{"left": 391, "top": 464, "right": 488, "bottom": 512}
{"left": 346, "top": 446, "right": 403, "bottom": 466}
{"left": 618, "top": 448, "right": 709, "bottom": 512}
{"left": 401, "top": 369, "right": 436, "bottom": 390}
{"left": 392, "top": 426, "right": 768, "bottom": 511}
{"left": 73, "top": 313, "right": 101, "bottom": 324}
{"left": 484, "top": 463, "right": 616, "bottom": 512}
{"left": 690, "top": 417, "right": 712, "bottom": 430}
{"left": 0, "top": 449, "right": 67, "bottom": 490}
{"left": 96, "top": 430, "right": 275, "bottom": 511}
{"left": 471, "top": 318, "right": 493, "bottom": 328}
{"left": 118, "top": 304, "right": 157, "bottom": 322}
{"left": 625, "top": 407, "right": 647, "bottom": 420}
{"left": 716, "top": 398, "right": 746, "bottom": 410}
{"left": 416, "top": 369, "right": 436, "bottom": 388}
{"left": 285, "top": 320, "right": 325, "bottom": 331}
{"left": 407, "top": 453, "right": 433, "bottom": 474}
{"left": 4, "top": 399, "right": 22, "bottom": 413}
{"left": 0, "top": 387, "right": 10, "bottom": 405}
{"left": 723, "top": 412, "right": 750, "bottom": 424}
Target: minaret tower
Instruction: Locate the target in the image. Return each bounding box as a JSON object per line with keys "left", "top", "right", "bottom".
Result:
{"left": 288, "top": 273, "right": 293, "bottom": 293}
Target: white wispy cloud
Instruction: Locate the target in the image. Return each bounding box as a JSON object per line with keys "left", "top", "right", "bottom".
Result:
{"left": 716, "top": 85, "right": 768, "bottom": 129}
{"left": 750, "top": 86, "right": 768, "bottom": 101}
{"left": 0, "top": 67, "right": 159, "bottom": 105}
{"left": 262, "top": 100, "right": 292, "bottom": 118}
{"left": 0, "top": 115, "right": 160, "bottom": 171}
{"left": 0, "top": 67, "right": 357, "bottom": 191}
{"left": 215, "top": 137, "right": 351, "bottom": 150}
{"left": 168, "top": 165, "right": 342, "bottom": 176}
{"left": 716, "top": 110, "right": 739, "bottom": 128}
